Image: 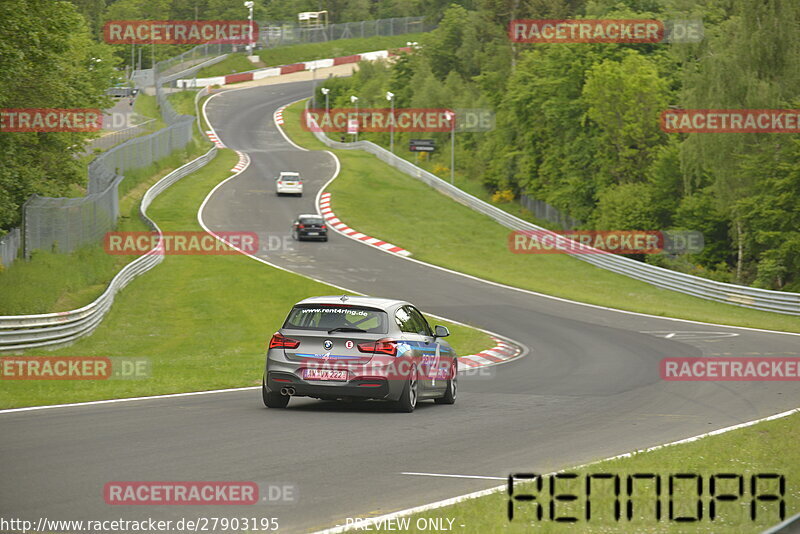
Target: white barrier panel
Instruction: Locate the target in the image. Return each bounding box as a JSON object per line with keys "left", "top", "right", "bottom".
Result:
{"left": 253, "top": 68, "right": 281, "bottom": 80}
{"left": 359, "top": 50, "right": 390, "bottom": 61}
{"left": 305, "top": 59, "right": 335, "bottom": 69}
{"left": 178, "top": 76, "right": 226, "bottom": 88}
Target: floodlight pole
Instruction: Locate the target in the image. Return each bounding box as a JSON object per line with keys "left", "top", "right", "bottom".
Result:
{"left": 386, "top": 91, "right": 395, "bottom": 154}
{"left": 350, "top": 95, "right": 359, "bottom": 142}
{"left": 244, "top": 1, "right": 255, "bottom": 55}
{"left": 444, "top": 110, "right": 455, "bottom": 185}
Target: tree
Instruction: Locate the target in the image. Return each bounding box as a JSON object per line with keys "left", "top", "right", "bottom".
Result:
{"left": 678, "top": 0, "right": 800, "bottom": 281}
{"left": 582, "top": 51, "right": 670, "bottom": 185}
{"left": 593, "top": 182, "right": 660, "bottom": 231}
{"left": 0, "top": 0, "right": 117, "bottom": 232}
{"left": 421, "top": 4, "right": 471, "bottom": 79}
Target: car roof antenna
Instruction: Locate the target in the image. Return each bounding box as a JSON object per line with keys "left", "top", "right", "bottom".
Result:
{"left": 340, "top": 295, "right": 348, "bottom": 302}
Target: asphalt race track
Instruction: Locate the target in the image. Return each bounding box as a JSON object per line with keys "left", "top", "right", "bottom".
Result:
{"left": 2, "top": 80, "right": 799, "bottom": 533}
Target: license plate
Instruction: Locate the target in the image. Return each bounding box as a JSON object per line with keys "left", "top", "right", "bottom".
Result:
{"left": 285, "top": 182, "right": 298, "bottom": 185}
{"left": 303, "top": 369, "right": 348, "bottom": 381}
{"left": 307, "top": 232, "right": 319, "bottom": 236}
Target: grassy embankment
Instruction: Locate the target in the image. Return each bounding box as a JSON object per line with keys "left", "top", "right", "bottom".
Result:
{"left": 280, "top": 99, "right": 800, "bottom": 333}
{"left": 196, "top": 34, "right": 425, "bottom": 78}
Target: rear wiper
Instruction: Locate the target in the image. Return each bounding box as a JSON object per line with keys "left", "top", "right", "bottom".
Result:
{"left": 327, "top": 327, "right": 367, "bottom": 334}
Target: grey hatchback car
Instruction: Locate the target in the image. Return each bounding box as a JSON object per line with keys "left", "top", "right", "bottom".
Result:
{"left": 262, "top": 296, "right": 457, "bottom": 412}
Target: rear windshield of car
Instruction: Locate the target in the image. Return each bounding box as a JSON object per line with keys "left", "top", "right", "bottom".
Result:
{"left": 300, "top": 217, "right": 324, "bottom": 225}
{"left": 283, "top": 305, "right": 388, "bottom": 334}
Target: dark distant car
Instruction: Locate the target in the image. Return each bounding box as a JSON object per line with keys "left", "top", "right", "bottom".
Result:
{"left": 291, "top": 214, "right": 328, "bottom": 241}
{"left": 262, "top": 296, "right": 458, "bottom": 412}
{"left": 105, "top": 82, "right": 136, "bottom": 98}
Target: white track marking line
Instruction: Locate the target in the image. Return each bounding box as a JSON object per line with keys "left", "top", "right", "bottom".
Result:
{"left": 312, "top": 406, "right": 800, "bottom": 533}
{"left": 291, "top": 108, "right": 798, "bottom": 337}
{"left": 0, "top": 97, "right": 339, "bottom": 416}
{"left": 272, "top": 102, "right": 308, "bottom": 152}
{"left": 0, "top": 387, "right": 260, "bottom": 414}
{"left": 171, "top": 71, "right": 800, "bottom": 534}
{"left": 762, "top": 511, "right": 800, "bottom": 534}
{"left": 0, "top": 89, "right": 525, "bottom": 414}
{"left": 401, "top": 472, "right": 505, "bottom": 481}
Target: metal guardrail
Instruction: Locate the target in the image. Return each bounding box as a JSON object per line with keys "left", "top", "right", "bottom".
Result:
{"left": 0, "top": 53, "right": 219, "bottom": 351}
{"left": 311, "top": 127, "right": 800, "bottom": 316}
{"left": 153, "top": 15, "right": 433, "bottom": 77}
{"left": 0, "top": 148, "right": 217, "bottom": 352}
{"left": 159, "top": 55, "right": 229, "bottom": 86}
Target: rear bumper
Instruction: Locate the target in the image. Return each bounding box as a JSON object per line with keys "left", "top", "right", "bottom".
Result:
{"left": 277, "top": 185, "right": 303, "bottom": 194}
{"left": 267, "top": 371, "right": 392, "bottom": 399}
{"left": 265, "top": 353, "right": 407, "bottom": 400}
{"left": 297, "top": 230, "right": 327, "bottom": 240}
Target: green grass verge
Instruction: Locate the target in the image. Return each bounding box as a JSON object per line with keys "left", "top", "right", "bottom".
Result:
{"left": 0, "top": 88, "right": 213, "bottom": 315}
{"left": 166, "top": 90, "right": 201, "bottom": 117}
{"left": 0, "top": 148, "right": 493, "bottom": 409}
{"left": 369, "top": 411, "right": 799, "bottom": 533}
{"left": 281, "top": 100, "right": 800, "bottom": 333}
{"left": 0, "top": 138, "right": 208, "bottom": 315}
{"left": 133, "top": 93, "right": 166, "bottom": 130}
{"left": 196, "top": 34, "right": 425, "bottom": 78}
{"left": 195, "top": 53, "right": 257, "bottom": 77}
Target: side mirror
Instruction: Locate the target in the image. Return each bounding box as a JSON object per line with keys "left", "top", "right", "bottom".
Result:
{"left": 434, "top": 325, "right": 450, "bottom": 338}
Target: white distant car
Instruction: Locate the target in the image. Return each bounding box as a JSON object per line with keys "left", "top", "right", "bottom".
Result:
{"left": 276, "top": 171, "right": 303, "bottom": 196}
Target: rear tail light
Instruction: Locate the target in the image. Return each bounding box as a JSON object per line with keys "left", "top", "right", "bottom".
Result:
{"left": 298, "top": 224, "right": 305, "bottom": 229}
{"left": 321, "top": 225, "right": 327, "bottom": 230}
{"left": 298, "top": 181, "right": 303, "bottom": 184}
{"left": 358, "top": 338, "right": 397, "bottom": 356}
{"left": 269, "top": 333, "right": 300, "bottom": 349}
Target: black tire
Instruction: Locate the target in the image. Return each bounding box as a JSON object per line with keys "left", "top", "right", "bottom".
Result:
{"left": 322, "top": 237, "right": 328, "bottom": 242}
{"left": 262, "top": 377, "right": 289, "bottom": 408}
{"left": 435, "top": 376, "right": 457, "bottom": 405}
{"left": 395, "top": 365, "right": 418, "bottom": 413}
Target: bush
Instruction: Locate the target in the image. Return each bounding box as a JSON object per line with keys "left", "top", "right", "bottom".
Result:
{"left": 491, "top": 189, "right": 515, "bottom": 204}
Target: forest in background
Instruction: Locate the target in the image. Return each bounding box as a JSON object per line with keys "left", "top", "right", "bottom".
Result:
{"left": 1, "top": 0, "right": 798, "bottom": 291}
{"left": 317, "top": 0, "right": 800, "bottom": 291}
{"left": 0, "top": 0, "right": 434, "bottom": 236}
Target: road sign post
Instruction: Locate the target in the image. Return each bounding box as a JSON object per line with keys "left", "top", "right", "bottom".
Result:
{"left": 409, "top": 139, "right": 436, "bottom": 152}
